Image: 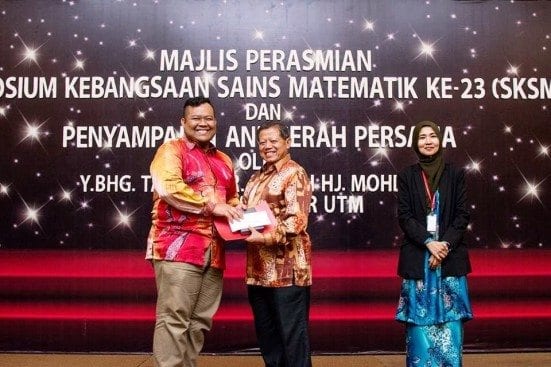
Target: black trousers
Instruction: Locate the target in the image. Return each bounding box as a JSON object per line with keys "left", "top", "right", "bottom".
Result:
{"left": 247, "top": 285, "right": 312, "bottom": 367}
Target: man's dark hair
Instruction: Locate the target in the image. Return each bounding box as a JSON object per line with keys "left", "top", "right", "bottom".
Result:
{"left": 257, "top": 121, "right": 290, "bottom": 140}
{"left": 183, "top": 96, "right": 215, "bottom": 116}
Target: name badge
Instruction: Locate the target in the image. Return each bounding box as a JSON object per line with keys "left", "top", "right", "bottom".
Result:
{"left": 426, "top": 213, "right": 437, "bottom": 233}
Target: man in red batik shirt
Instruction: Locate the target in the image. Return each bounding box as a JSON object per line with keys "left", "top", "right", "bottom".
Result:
{"left": 146, "top": 96, "right": 242, "bottom": 367}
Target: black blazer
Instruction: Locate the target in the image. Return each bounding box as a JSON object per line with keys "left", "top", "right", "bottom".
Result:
{"left": 397, "top": 163, "right": 472, "bottom": 279}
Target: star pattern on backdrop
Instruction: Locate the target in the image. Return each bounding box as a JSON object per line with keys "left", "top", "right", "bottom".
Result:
{"left": 0, "top": 0, "right": 549, "bottom": 250}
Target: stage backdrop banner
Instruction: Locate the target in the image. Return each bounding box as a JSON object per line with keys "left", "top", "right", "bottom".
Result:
{"left": 0, "top": 0, "right": 549, "bottom": 251}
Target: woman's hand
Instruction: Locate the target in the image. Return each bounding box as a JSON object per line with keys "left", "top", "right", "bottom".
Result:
{"left": 426, "top": 241, "right": 449, "bottom": 262}
{"left": 428, "top": 254, "right": 442, "bottom": 269}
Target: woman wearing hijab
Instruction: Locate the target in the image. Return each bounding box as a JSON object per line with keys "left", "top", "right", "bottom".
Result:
{"left": 395, "top": 121, "right": 473, "bottom": 367}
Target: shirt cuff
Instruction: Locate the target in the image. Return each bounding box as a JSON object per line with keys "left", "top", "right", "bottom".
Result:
{"left": 263, "top": 233, "right": 273, "bottom": 246}
{"left": 201, "top": 201, "right": 216, "bottom": 216}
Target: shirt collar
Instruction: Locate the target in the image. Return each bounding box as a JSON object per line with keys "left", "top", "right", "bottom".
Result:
{"left": 262, "top": 153, "right": 291, "bottom": 173}
{"left": 182, "top": 137, "right": 217, "bottom": 153}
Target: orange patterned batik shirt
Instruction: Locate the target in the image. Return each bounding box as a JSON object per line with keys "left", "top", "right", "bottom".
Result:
{"left": 242, "top": 154, "right": 313, "bottom": 287}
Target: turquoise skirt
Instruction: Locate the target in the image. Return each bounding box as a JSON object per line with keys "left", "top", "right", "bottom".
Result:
{"left": 396, "top": 252, "right": 473, "bottom": 367}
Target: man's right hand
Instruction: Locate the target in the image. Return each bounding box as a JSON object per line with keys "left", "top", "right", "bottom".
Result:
{"left": 212, "top": 203, "right": 243, "bottom": 221}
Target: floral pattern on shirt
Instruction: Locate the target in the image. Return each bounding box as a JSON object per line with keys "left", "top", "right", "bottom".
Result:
{"left": 242, "top": 154, "right": 312, "bottom": 287}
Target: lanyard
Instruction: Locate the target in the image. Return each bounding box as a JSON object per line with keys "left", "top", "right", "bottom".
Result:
{"left": 421, "top": 171, "right": 436, "bottom": 212}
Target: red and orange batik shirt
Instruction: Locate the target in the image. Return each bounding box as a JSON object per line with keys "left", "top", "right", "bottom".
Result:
{"left": 146, "top": 138, "right": 239, "bottom": 270}
{"left": 242, "top": 153, "right": 313, "bottom": 287}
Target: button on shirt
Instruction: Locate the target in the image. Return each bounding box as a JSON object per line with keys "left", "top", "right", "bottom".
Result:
{"left": 242, "top": 154, "right": 313, "bottom": 287}
{"left": 146, "top": 138, "right": 239, "bottom": 270}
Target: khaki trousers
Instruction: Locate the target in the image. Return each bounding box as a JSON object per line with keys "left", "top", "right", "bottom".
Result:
{"left": 153, "top": 260, "right": 223, "bottom": 367}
